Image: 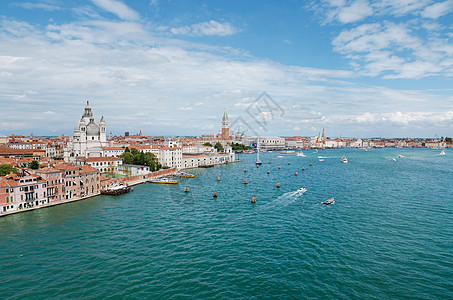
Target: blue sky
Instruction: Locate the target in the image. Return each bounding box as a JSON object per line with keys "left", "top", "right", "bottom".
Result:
{"left": 1, "top": 0, "right": 453, "bottom": 138}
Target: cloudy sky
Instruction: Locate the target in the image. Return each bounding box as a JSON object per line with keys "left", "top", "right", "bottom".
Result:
{"left": 1, "top": 0, "right": 453, "bottom": 138}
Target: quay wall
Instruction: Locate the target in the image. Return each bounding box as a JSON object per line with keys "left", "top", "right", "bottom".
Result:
{"left": 0, "top": 168, "right": 177, "bottom": 218}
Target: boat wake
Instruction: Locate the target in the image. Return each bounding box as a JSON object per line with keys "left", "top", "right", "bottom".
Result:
{"left": 266, "top": 188, "right": 307, "bottom": 208}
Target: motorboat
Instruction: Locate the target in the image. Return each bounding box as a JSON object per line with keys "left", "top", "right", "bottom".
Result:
{"left": 318, "top": 159, "right": 324, "bottom": 162}
{"left": 296, "top": 152, "right": 306, "bottom": 157}
{"left": 398, "top": 155, "right": 404, "bottom": 158}
{"left": 323, "top": 198, "right": 335, "bottom": 205}
{"left": 149, "top": 177, "right": 178, "bottom": 184}
{"left": 341, "top": 156, "right": 348, "bottom": 163}
{"left": 440, "top": 150, "right": 446, "bottom": 155}
{"left": 297, "top": 187, "right": 307, "bottom": 193}
{"left": 101, "top": 183, "right": 132, "bottom": 195}
{"left": 392, "top": 158, "right": 396, "bottom": 162}
{"left": 281, "top": 150, "right": 295, "bottom": 154}
{"left": 174, "top": 172, "right": 195, "bottom": 178}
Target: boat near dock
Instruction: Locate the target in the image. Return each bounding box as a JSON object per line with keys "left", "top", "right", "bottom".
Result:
{"left": 174, "top": 172, "right": 195, "bottom": 178}
{"left": 101, "top": 183, "right": 132, "bottom": 195}
{"left": 149, "top": 177, "right": 178, "bottom": 184}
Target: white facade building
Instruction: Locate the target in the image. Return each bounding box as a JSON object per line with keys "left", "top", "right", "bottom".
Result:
{"left": 64, "top": 102, "right": 108, "bottom": 163}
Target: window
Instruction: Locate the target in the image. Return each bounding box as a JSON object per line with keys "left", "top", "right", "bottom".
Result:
{"left": 6, "top": 197, "right": 9, "bottom": 203}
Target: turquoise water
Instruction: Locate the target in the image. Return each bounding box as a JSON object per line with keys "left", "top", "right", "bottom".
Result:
{"left": 1, "top": 148, "right": 452, "bottom": 299}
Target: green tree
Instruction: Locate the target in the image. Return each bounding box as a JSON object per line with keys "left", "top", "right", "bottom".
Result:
{"left": 203, "top": 142, "right": 213, "bottom": 147}
{"left": 214, "top": 142, "right": 224, "bottom": 152}
{"left": 119, "top": 149, "right": 161, "bottom": 171}
{"left": 29, "top": 160, "right": 40, "bottom": 169}
{"left": 119, "top": 152, "right": 135, "bottom": 164}
{"left": 446, "top": 137, "right": 452, "bottom": 143}
{"left": 0, "top": 164, "right": 17, "bottom": 176}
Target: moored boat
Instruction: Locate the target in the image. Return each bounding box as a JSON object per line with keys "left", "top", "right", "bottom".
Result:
{"left": 281, "top": 150, "right": 295, "bottom": 154}
{"left": 101, "top": 184, "right": 132, "bottom": 195}
{"left": 174, "top": 172, "right": 195, "bottom": 178}
{"left": 149, "top": 177, "right": 178, "bottom": 184}
{"left": 296, "top": 152, "right": 306, "bottom": 157}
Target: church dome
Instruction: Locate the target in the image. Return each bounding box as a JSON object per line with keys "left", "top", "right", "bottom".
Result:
{"left": 86, "top": 121, "right": 100, "bottom": 136}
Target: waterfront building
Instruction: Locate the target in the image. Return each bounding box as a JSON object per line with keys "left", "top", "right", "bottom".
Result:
{"left": 64, "top": 102, "right": 108, "bottom": 163}
{"left": 150, "top": 144, "right": 183, "bottom": 170}
{"left": 35, "top": 168, "right": 65, "bottom": 203}
{"left": 0, "top": 174, "right": 47, "bottom": 214}
{"left": 182, "top": 146, "right": 235, "bottom": 168}
{"left": 58, "top": 164, "right": 100, "bottom": 200}
{"left": 241, "top": 137, "right": 285, "bottom": 151}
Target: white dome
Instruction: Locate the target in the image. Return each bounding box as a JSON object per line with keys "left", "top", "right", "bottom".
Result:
{"left": 86, "top": 122, "right": 100, "bottom": 136}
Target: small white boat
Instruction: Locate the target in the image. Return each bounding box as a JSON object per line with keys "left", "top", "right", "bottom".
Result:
{"left": 277, "top": 155, "right": 283, "bottom": 158}
{"left": 296, "top": 152, "right": 306, "bottom": 157}
{"left": 281, "top": 150, "right": 295, "bottom": 154}
{"left": 398, "top": 155, "right": 404, "bottom": 158}
{"left": 323, "top": 198, "right": 335, "bottom": 205}
{"left": 297, "top": 187, "right": 307, "bottom": 193}
{"left": 318, "top": 159, "right": 324, "bottom": 162}
{"left": 440, "top": 150, "right": 446, "bottom": 155}
{"left": 391, "top": 158, "right": 396, "bottom": 162}
{"left": 341, "top": 156, "right": 348, "bottom": 163}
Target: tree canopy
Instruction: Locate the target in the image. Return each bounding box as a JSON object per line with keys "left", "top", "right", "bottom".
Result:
{"left": 119, "top": 148, "right": 161, "bottom": 171}
{"left": 29, "top": 160, "right": 40, "bottom": 170}
{"left": 231, "top": 142, "right": 252, "bottom": 150}
{"left": 0, "top": 164, "right": 17, "bottom": 176}
{"left": 214, "top": 142, "right": 224, "bottom": 152}
{"left": 203, "top": 142, "right": 213, "bottom": 147}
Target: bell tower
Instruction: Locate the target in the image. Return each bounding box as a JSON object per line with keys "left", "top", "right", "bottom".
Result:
{"left": 221, "top": 106, "right": 229, "bottom": 140}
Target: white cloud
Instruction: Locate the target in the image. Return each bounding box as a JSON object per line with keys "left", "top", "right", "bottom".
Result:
{"left": 14, "top": 2, "right": 62, "bottom": 11}
{"left": 421, "top": 0, "right": 453, "bottom": 19}
{"left": 91, "top": 0, "right": 140, "bottom": 21}
{"left": 337, "top": 0, "right": 373, "bottom": 23}
{"left": 332, "top": 22, "right": 453, "bottom": 78}
{"left": 170, "top": 21, "right": 238, "bottom": 36}
{"left": 1, "top": 10, "right": 453, "bottom": 136}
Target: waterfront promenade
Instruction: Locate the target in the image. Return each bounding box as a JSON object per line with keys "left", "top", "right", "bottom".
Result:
{"left": 0, "top": 168, "right": 177, "bottom": 218}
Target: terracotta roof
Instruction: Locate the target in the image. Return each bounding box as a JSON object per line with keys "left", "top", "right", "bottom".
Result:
{"left": 56, "top": 164, "right": 79, "bottom": 170}
{"left": 102, "top": 147, "right": 125, "bottom": 150}
{"left": 85, "top": 157, "right": 121, "bottom": 162}
{"left": 0, "top": 158, "right": 14, "bottom": 165}
{"left": 79, "top": 166, "right": 99, "bottom": 174}
{"left": 36, "top": 167, "right": 63, "bottom": 174}
{"left": 0, "top": 177, "right": 17, "bottom": 187}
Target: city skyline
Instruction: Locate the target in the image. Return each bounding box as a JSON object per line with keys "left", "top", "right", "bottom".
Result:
{"left": 1, "top": 0, "right": 453, "bottom": 138}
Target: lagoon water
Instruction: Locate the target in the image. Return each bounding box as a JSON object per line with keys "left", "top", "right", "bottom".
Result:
{"left": 1, "top": 148, "right": 452, "bottom": 299}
